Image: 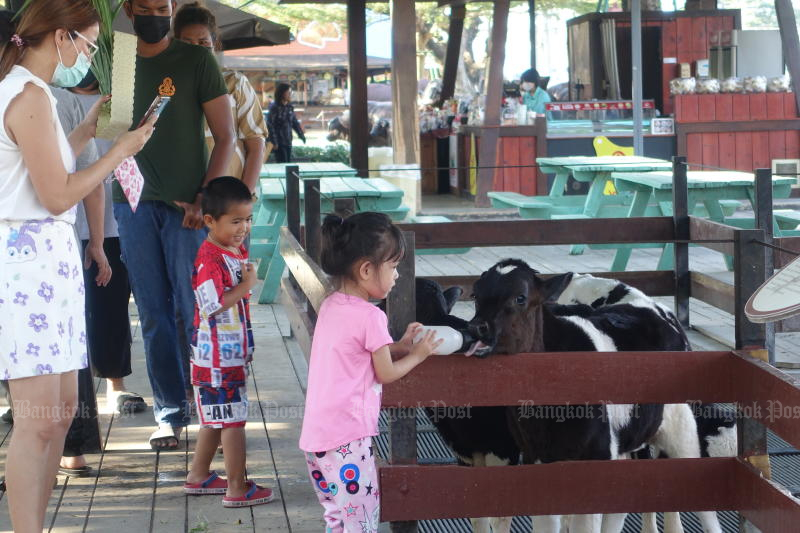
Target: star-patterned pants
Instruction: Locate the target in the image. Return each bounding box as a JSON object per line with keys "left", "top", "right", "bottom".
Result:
{"left": 305, "top": 436, "right": 380, "bottom": 533}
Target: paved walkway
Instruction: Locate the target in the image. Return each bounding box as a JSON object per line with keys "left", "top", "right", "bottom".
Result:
{"left": 0, "top": 238, "right": 795, "bottom": 532}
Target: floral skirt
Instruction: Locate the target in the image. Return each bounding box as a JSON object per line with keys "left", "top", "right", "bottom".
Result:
{"left": 0, "top": 219, "right": 88, "bottom": 379}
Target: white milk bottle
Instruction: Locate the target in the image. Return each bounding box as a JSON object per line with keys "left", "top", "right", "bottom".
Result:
{"left": 413, "top": 325, "right": 465, "bottom": 355}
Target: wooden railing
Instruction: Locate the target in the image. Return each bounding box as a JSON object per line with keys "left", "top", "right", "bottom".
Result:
{"left": 277, "top": 162, "right": 800, "bottom": 532}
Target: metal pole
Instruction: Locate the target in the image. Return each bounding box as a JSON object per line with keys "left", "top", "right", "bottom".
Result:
{"left": 631, "top": 0, "right": 644, "bottom": 155}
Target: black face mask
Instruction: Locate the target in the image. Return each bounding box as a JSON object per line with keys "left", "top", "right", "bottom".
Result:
{"left": 133, "top": 14, "right": 171, "bottom": 44}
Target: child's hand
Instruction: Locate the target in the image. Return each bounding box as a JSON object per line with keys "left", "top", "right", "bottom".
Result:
{"left": 409, "top": 329, "right": 443, "bottom": 360}
{"left": 241, "top": 261, "right": 257, "bottom": 289}
{"left": 398, "top": 322, "right": 423, "bottom": 350}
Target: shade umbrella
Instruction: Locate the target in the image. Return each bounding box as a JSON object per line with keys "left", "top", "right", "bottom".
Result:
{"left": 112, "top": 0, "right": 292, "bottom": 50}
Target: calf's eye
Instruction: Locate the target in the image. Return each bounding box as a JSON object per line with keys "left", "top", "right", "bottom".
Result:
{"left": 515, "top": 295, "right": 526, "bottom": 305}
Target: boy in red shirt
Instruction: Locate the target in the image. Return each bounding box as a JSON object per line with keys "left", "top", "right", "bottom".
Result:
{"left": 183, "top": 176, "right": 273, "bottom": 507}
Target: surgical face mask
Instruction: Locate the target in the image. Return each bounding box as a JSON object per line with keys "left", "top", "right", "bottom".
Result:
{"left": 52, "top": 33, "right": 92, "bottom": 88}
{"left": 133, "top": 14, "right": 171, "bottom": 44}
{"left": 521, "top": 82, "right": 535, "bottom": 92}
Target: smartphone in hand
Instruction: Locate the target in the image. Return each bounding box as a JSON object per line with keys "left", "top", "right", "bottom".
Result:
{"left": 137, "top": 95, "right": 170, "bottom": 127}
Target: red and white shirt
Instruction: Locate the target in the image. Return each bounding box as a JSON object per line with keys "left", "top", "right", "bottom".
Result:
{"left": 191, "top": 240, "right": 254, "bottom": 388}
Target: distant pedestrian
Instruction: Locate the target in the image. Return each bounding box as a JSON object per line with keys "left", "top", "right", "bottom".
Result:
{"left": 267, "top": 83, "right": 305, "bottom": 163}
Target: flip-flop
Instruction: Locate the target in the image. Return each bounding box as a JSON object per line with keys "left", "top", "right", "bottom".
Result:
{"left": 109, "top": 391, "right": 147, "bottom": 414}
{"left": 149, "top": 424, "right": 182, "bottom": 451}
{"left": 184, "top": 471, "right": 228, "bottom": 495}
{"left": 58, "top": 465, "right": 93, "bottom": 478}
{"left": 222, "top": 481, "right": 275, "bottom": 508}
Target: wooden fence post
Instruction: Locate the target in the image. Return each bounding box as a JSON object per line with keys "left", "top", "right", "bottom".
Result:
{"left": 386, "top": 231, "right": 418, "bottom": 533}
{"left": 672, "top": 156, "right": 690, "bottom": 329}
{"left": 304, "top": 178, "right": 321, "bottom": 323}
{"left": 753, "top": 168, "right": 775, "bottom": 364}
{"left": 734, "top": 227, "right": 771, "bottom": 532}
{"left": 285, "top": 166, "right": 301, "bottom": 241}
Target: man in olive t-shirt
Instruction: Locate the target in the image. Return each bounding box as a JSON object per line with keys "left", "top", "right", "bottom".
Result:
{"left": 114, "top": 0, "right": 234, "bottom": 450}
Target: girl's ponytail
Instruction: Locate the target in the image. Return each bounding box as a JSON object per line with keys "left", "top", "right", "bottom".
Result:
{"left": 320, "top": 214, "right": 350, "bottom": 277}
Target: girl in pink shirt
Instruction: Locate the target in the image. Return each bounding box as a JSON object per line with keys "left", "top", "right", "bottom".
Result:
{"left": 299, "top": 212, "right": 441, "bottom": 533}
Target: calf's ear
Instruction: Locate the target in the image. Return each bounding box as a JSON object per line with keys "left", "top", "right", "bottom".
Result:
{"left": 541, "top": 272, "right": 574, "bottom": 302}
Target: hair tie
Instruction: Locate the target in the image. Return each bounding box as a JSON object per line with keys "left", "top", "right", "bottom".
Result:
{"left": 10, "top": 34, "right": 24, "bottom": 47}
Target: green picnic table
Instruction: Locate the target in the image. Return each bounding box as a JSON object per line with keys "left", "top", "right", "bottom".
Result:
{"left": 489, "top": 155, "right": 739, "bottom": 255}
{"left": 260, "top": 162, "right": 358, "bottom": 179}
{"left": 610, "top": 170, "right": 797, "bottom": 271}
{"left": 251, "top": 176, "right": 407, "bottom": 303}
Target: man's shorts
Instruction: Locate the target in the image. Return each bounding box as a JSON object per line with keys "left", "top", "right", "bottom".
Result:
{"left": 192, "top": 362, "right": 249, "bottom": 429}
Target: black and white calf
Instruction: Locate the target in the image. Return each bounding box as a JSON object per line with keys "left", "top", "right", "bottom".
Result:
{"left": 415, "top": 278, "right": 519, "bottom": 533}
{"left": 465, "top": 260, "right": 722, "bottom": 533}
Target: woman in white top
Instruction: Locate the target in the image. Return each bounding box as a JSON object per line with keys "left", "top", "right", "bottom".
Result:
{"left": 0, "top": 1, "right": 154, "bottom": 530}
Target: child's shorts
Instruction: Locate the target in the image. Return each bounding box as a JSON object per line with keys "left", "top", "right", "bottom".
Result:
{"left": 194, "top": 383, "right": 249, "bottom": 429}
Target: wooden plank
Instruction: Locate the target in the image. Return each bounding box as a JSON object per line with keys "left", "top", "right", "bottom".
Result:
{"left": 422, "top": 271, "right": 676, "bottom": 301}
{"left": 735, "top": 132, "right": 754, "bottom": 172}
{"left": 383, "top": 351, "right": 736, "bottom": 407}
{"left": 475, "top": 0, "right": 510, "bottom": 207}
{"left": 732, "top": 93, "right": 750, "bottom": 122}
{"left": 750, "top": 93, "right": 767, "bottom": 121}
{"left": 397, "top": 218, "right": 675, "bottom": 248}
{"left": 691, "top": 271, "right": 735, "bottom": 314}
{"left": 767, "top": 92, "right": 786, "bottom": 120}
{"left": 391, "top": 0, "right": 421, "bottom": 166}
{"left": 681, "top": 94, "right": 699, "bottom": 122}
{"left": 662, "top": 19, "right": 677, "bottom": 58}
{"left": 502, "top": 137, "right": 521, "bottom": 192}
{"left": 692, "top": 16, "right": 707, "bottom": 59}
{"left": 279, "top": 279, "right": 314, "bottom": 358}
{"left": 735, "top": 459, "right": 800, "bottom": 532}
{"left": 734, "top": 229, "right": 767, "bottom": 350}
{"left": 439, "top": 4, "right": 465, "bottom": 104}
{"left": 678, "top": 119, "right": 800, "bottom": 133}
{"left": 347, "top": 0, "right": 369, "bottom": 176}
{"left": 519, "top": 136, "right": 537, "bottom": 196}
{"left": 698, "top": 94, "right": 716, "bottom": 122}
{"left": 687, "top": 132, "right": 703, "bottom": 170}
{"left": 380, "top": 458, "right": 737, "bottom": 521}
{"left": 279, "top": 226, "right": 334, "bottom": 313}
{"left": 718, "top": 132, "right": 736, "bottom": 169}
{"left": 786, "top": 91, "right": 798, "bottom": 118}
{"left": 676, "top": 16, "right": 693, "bottom": 64}
{"left": 715, "top": 93, "right": 733, "bottom": 121}
{"left": 786, "top": 129, "right": 800, "bottom": 159}
{"left": 753, "top": 131, "right": 771, "bottom": 170}
{"left": 701, "top": 133, "right": 719, "bottom": 169}
{"left": 769, "top": 129, "right": 787, "bottom": 160}
{"left": 673, "top": 157, "right": 690, "bottom": 327}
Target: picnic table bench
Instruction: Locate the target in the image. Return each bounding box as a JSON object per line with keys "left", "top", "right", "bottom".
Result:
{"left": 260, "top": 162, "right": 359, "bottom": 179}
{"left": 610, "top": 170, "right": 797, "bottom": 271}
{"left": 251, "top": 176, "right": 407, "bottom": 303}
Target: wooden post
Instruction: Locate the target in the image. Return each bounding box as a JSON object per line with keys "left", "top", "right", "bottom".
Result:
{"left": 303, "top": 179, "right": 321, "bottom": 265}
{"left": 386, "top": 231, "right": 418, "bottom": 533}
{"left": 529, "top": 0, "right": 536, "bottom": 70}
{"left": 391, "top": 0, "right": 421, "bottom": 167}
{"left": 672, "top": 156, "right": 690, "bottom": 329}
{"left": 775, "top": 0, "right": 800, "bottom": 112}
{"left": 733, "top": 227, "right": 771, "bottom": 532}
{"left": 475, "top": 0, "right": 510, "bottom": 207}
{"left": 303, "top": 178, "right": 321, "bottom": 323}
{"left": 753, "top": 168, "right": 775, "bottom": 365}
{"left": 439, "top": 5, "right": 466, "bottom": 104}
{"left": 285, "top": 166, "right": 301, "bottom": 240}
{"left": 347, "top": 0, "right": 369, "bottom": 177}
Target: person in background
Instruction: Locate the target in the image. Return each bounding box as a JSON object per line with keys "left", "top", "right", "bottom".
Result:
{"left": 117, "top": 0, "right": 235, "bottom": 451}
{"left": 267, "top": 82, "right": 305, "bottom": 163}
{"left": 173, "top": 2, "right": 267, "bottom": 196}
{"left": 520, "top": 68, "right": 551, "bottom": 115}
{"left": 0, "top": 1, "right": 154, "bottom": 529}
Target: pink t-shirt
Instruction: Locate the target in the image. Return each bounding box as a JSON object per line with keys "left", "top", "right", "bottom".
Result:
{"left": 299, "top": 292, "right": 394, "bottom": 452}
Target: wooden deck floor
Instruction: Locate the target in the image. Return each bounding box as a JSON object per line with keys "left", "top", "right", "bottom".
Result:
{"left": 0, "top": 241, "right": 795, "bottom": 532}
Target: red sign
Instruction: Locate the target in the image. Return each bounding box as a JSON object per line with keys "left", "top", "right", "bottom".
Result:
{"left": 545, "top": 101, "right": 655, "bottom": 112}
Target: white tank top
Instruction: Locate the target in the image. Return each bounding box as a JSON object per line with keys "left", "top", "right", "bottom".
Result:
{"left": 0, "top": 65, "right": 76, "bottom": 223}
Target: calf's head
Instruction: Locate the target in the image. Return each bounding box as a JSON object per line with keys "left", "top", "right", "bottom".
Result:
{"left": 467, "top": 259, "right": 571, "bottom": 357}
